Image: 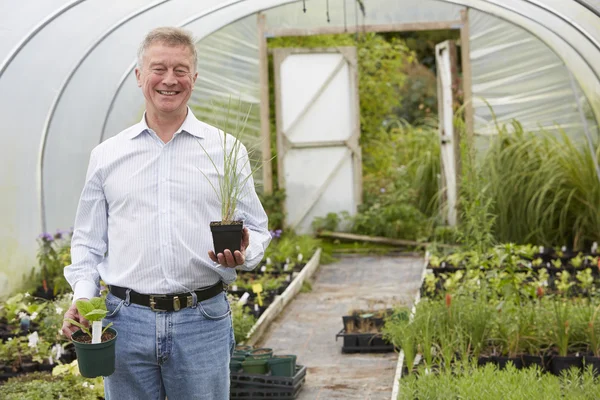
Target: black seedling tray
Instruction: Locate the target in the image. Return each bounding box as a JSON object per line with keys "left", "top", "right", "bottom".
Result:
{"left": 336, "top": 329, "right": 395, "bottom": 353}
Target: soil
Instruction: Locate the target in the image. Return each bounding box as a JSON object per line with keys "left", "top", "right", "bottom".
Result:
{"left": 74, "top": 330, "right": 115, "bottom": 344}
{"left": 209, "top": 220, "right": 243, "bottom": 226}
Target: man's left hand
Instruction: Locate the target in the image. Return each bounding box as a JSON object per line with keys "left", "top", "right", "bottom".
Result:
{"left": 208, "top": 227, "right": 249, "bottom": 268}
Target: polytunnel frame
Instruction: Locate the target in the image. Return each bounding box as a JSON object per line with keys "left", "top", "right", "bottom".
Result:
{"left": 3, "top": 0, "right": 596, "bottom": 232}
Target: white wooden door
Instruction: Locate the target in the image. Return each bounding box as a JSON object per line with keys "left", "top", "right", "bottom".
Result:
{"left": 273, "top": 47, "right": 361, "bottom": 234}
{"left": 436, "top": 40, "right": 461, "bottom": 226}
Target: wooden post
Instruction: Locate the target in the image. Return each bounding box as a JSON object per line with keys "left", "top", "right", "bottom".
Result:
{"left": 257, "top": 13, "right": 273, "bottom": 194}
{"left": 460, "top": 9, "right": 474, "bottom": 144}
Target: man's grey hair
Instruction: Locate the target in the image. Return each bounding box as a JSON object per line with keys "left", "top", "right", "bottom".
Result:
{"left": 137, "top": 27, "right": 198, "bottom": 72}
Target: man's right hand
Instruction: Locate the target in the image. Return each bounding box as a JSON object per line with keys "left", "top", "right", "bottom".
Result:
{"left": 61, "top": 300, "right": 89, "bottom": 340}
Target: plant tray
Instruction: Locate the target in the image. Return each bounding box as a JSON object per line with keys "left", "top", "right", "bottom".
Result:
{"left": 335, "top": 329, "right": 395, "bottom": 353}
{"left": 231, "top": 364, "right": 306, "bottom": 389}
{"left": 229, "top": 383, "right": 304, "bottom": 399}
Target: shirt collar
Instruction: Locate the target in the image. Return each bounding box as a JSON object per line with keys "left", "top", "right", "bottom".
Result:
{"left": 127, "top": 107, "right": 207, "bottom": 139}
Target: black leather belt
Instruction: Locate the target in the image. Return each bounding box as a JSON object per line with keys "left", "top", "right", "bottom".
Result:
{"left": 108, "top": 281, "right": 225, "bottom": 312}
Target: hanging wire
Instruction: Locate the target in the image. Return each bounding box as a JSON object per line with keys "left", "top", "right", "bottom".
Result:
{"left": 343, "top": 0, "right": 347, "bottom": 32}
{"left": 302, "top": 0, "right": 306, "bottom": 13}
{"left": 326, "top": 0, "right": 330, "bottom": 23}
{"left": 354, "top": 0, "right": 359, "bottom": 40}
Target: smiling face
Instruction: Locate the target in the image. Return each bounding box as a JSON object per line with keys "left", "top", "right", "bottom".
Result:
{"left": 135, "top": 42, "right": 198, "bottom": 119}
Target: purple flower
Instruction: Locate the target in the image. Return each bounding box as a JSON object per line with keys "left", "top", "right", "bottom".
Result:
{"left": 54, "top": 228, "right": 72, "bottom": 239}
{"left": 39, "top": 232, "right": 54, "bottom": 242}
{"left": 269, "top": 229, "right": 283, "bottom": 239}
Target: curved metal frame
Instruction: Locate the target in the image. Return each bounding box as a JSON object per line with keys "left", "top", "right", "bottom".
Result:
{"left": 37, "top": 0, "right": 170, "bottom": 232}
{"left": 15, "top": 0, "right": 599, "bottom": 231}
{"left": 0, "top": 0, "right": 86, "bottom": 77}
{"left": 98, "top": 0, "right": 247, "bottom": 142}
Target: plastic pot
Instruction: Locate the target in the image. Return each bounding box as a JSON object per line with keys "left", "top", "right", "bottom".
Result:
{"left": 493, "top": 355, "right": 523, "bottom": 370}
{"left": 72, "top": 327, "right": 117, "bottom": 378}
{"left": 241, "top": 359, "right": 268, "bottom": 375}
{"left": 521, "top": 354, "right": 545, "bottom": 371}
{"left": 248, "top": 348, "right": 273, "bottom": 359}
{"left": 550, "top": 355, "right": 582, "bottom": 376}
{"left": 267, "top": 355, "right": 296, "bottom": 377}
{"left": 210, "top": 221, "right": 243, "bottom": 254}
{"left": 583, "top": 355, "right": 600, "bottom": 376}
{"left": 229, "top": 360, "right": 243, "bottom": 374}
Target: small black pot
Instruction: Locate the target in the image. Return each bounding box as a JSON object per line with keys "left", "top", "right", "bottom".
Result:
{"left": 342, "top": 316, "right": 357, "bottom": 332}
{"left": 477, "top": 356, "right": 494, "bottom": 367}
{"left": 550, "top": 355, "right": 583, "bottom": 376}
{"left": 493, "top": 355, "right": 523, "bottom": 370}
{"left": 583, "top": 355, "right": 600, "bottom": 376}
{"left": 38, "top": 362, "right": 55, "bottom": 372}
{"left": 521, "top": 354, "right": 545, "bottom": 371}
{"left": 210, "top": 221, "right": 243, "bottom": 255}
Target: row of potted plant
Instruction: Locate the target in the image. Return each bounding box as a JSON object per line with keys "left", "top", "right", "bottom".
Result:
{"left": 422, "top": 267, "right": 600, "bottom": 300}
{"left": 428, "top": 244, "right": 599, "bottom": 273}
{"left": 383, "top": 292, "right": 600, "bottom": 377}
{"left": 398, "top": 362, "right": 600, "bottom": 400}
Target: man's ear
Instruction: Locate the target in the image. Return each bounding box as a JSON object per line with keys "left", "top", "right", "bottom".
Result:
{"left": 193, "top": 71, "right": 198, "bottom": 85}
{"left": 135, "top": 68, "right": 142, "bottom": 87}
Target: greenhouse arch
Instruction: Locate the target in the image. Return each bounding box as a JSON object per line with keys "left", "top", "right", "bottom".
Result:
{"left": 0, "top": 0, "right": 599, "bottom": 296}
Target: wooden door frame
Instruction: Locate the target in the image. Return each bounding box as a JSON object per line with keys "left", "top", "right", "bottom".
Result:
{"left": 257, "top": 9, "right": 474, "bottom": 194}
{"left": 272, "top": 46, "right": 361, "bottom": 230}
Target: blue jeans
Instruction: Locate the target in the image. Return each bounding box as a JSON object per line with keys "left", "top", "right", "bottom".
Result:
{"left": 103, "top": 290, "right": 234, "bottom": 400}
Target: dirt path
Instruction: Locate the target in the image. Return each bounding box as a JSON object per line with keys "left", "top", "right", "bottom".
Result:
{"left": 255, "top": 254, "right": 424, "bottom": 400}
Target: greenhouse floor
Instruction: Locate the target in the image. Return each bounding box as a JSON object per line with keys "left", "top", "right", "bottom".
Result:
{"left": 255, "top": 254, "right": 425, "bottom": 400}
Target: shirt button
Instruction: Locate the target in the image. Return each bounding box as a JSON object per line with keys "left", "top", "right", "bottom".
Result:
{"left": 162, "top": 178, "right": 167, "bottom": 182}
{"left": 161, "top": 209, "right": 167, "bottom": 214}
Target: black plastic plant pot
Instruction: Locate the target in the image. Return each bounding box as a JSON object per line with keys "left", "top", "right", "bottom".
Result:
{"left": 72, "top": 327, "right": 117, "bottom": 378}
{"left": 550, "top": 355, "right": 583, "bottom": 376}
{"left": 210, "top": 221, "right": 243, "bottom": 255}
{"left": 477, "top": 356, "right": 494, "bottom": 367}
{"left": 493, "top": 355, "right": 523, "bottom": 370}
{"left": 342, "top": 316, "right": 357, "bottom": 331}
{"left": 583, "top": 355, "right": 600, "bottom": 376}
{"left": 521, "top": 354, "right": 545, "bottom": 371}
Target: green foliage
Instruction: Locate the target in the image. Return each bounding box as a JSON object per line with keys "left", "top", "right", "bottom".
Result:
{"left": 64, "top": 296, "right": 112, "bottom": 338}
{"left": 311, "top": 212, "right": 345, "bottom": 233}
{"left": 479, "top": 123, "right": 600, "bottom": 249}
{"left": 398, "top": 363, "right": 600, "bottom": 400}
{"left": 230, "top": 296, "right": 256, "bottom": 343}
{"left": 36, "top": 293, "right": 73, "bottom": 345}
{"left": 194, "top": 98, "right": 260, "bottom": 223}
{"left": 258, "top": 188, "right": 286, "bottom": 230}
{"left": 0, "top": 372, "right": 103, "bottom": 400}
{"left": 25, "top": 230, "right": 72, "bottom": 296}
{"left": 352, "top": 173, "right": 431, "bottom": 241}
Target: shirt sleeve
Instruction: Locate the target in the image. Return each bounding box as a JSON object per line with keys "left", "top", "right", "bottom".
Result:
{"left": 63, "top": 147, "right": 108, "bottom": 300}
{"left": 234, "top": 144, "right": 271, "bottom": 271}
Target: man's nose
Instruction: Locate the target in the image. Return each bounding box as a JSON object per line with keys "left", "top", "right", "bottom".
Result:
{"left": 162, "top": 70, "right": 178, "bottom": 85}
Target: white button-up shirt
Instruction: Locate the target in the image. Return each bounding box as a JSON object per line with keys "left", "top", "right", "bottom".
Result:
{"left": 65, "top": 109, "right": 270, "bottom": 300}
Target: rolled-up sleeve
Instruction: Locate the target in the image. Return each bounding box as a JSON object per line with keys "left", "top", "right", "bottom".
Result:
{"left": 64, "top": 148, "right": 108, "bottom": 300}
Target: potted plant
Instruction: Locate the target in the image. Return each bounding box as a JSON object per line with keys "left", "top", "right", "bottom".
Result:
{"left": 583, "top": 303, "right": 600, "bottom": 376}
{"left": 63, "top": 297, "right": 117, "bottom": 378}
{"left": 549, "top": 300, "right": 582, "bottom": 376}
{"left": 196, "top": 99, "right": 264, "bottom": 255}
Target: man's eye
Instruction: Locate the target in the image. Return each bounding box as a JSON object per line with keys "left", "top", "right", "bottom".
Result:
{"left": 152, "top": 68, "right": 166, "bottom": 74}
{"left": 175, "top": 70, "right": 188, "bottom": 76}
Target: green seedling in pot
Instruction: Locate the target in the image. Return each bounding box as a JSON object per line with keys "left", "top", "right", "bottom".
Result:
{"left": 64, "top": 297, "right": 113, "bottom": 343}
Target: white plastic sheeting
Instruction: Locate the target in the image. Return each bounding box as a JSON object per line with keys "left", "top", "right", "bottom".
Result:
{"left": 0, "top": 0, "right": 599, "bottom": 296}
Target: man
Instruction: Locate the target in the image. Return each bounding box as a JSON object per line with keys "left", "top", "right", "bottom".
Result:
{"left": 62, "top": 27, "right": 270, "bottom": 399}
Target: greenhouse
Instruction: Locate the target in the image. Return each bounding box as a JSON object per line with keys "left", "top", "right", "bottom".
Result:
{"left": 0, "top": 0, "right": 599, "bottom": 398}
